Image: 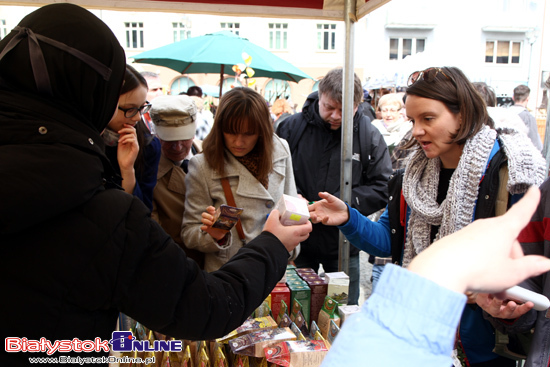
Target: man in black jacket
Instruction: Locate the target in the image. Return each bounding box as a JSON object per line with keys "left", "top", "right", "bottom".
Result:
{"left": 277, "top": 68, "right": 392, "bottom": 304}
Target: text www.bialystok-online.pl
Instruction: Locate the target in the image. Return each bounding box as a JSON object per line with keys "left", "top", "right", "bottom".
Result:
{"left": 27, "top": 355, "right": 156, "bottom": 365}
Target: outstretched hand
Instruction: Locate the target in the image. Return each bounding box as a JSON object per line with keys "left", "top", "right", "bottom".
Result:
{"left": 308, "top": 192, "right": 350, "bottom": 226}
{"left": 476, "top": 293, "right": 534, "bottom": 319}
{"left": 408, "top": 186, "right": 550, "bottom": 294}
{"left": 263, "top": 209, "right": 312, "bottom": 253}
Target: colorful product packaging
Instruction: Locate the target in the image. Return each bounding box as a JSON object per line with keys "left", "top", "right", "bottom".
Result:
{"left": 217, "top": 316, "right": 278, "bottom": 343}
{"left": 288, "top": 283, "right": 311, "bottom": 325}
{"left": 275, "top": 194, "right": 310, "bottom": 226}
{"left": 303, "top": 278, "right": 327, "bottom": 324}
{"left": 317, "top": 296, "right": 340, "bottom": 339}
{"left": 264, "top": 340, "right": 329, "bottom": 367}
{"left": 212, "top": 204, "right": 243, "bottom": 231}
{"left": 271, "top": 285, "right": 290, "bottom": 323}
{"left": 277, "top": 313, "right": 292, "bottom": 328}
{"left": 324, "top": 271, "right": 349, "bottom": 305}
{"left": 229, "top": 327, "right": 296, "bottom": 358}
{"left": 326, "top": 320, "right": 340, "bottom": 347}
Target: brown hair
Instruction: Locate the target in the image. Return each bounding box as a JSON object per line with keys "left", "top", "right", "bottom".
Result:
{"left": 123, "top": 64, "right": 151, "bottom": 177}
{"left": 513, "top": 84, "right": 530, "bottom": 103}
{"left": 472, "top": 82, "right": 497, "bottom": 107}
{"left": 405, "top": 66, "right": 493, "bottom": 148}
{"left": 202, "top": 87, "right": 274, "bottom": 179}
{"left": 318, "top": 67, "right": 363, "bottom": 107}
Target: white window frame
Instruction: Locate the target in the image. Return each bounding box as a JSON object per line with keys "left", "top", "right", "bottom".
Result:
{"left": 173, "top": 21, "right": 191, "bottom": 43}
{"left": 0, "top": 20, "right": 7, "bottom": 40}
{"left": 389, "top": 37, "right": 426, "bottom": 60}
{"left": 317, "top": 24, "right": 337, "bottom": 51}
{"left": 221, "top": 22, "right": 240, "bottom": 36}
{"left": 124, "top": 22, "right": 144, "bottom": 49}
{"left": 268, "top": 23, "right": 288, "bottom": 50}
{"left": 485, "top": 40, "right": 522, "bottom": 65}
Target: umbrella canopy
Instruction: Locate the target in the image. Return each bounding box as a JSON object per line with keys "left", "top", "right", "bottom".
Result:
{"left": 133, "top": 31, "right": 313, "bottom": 96}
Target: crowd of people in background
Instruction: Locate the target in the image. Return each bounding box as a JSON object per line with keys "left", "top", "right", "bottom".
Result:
{"left": 2, "top": 4, "right": 550, "bottom": 367}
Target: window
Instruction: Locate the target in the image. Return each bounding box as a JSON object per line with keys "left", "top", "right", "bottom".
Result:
{"left": 269, "top": 23, "right": 288, "bottom": 50}
{"left": 317, "top": 24, "right": 336, "bottom": 51}
{"left": 125, "top": 22, "right": 144, "bottom": 49}
{"left": 0, "top": 20, "right": 7, "bottom": 40}
{"left": 264, "top": 79, "right": 291, "bottom": 103}
{"left": 389, "top": 38, "right": 425, "bottom": 60}
{"left": 170, "top": 76, "right": 195, "bottom": 95}
{"left": 221, "top": 22, "right": 240, "bottom": 36}
{"left": 485, "top": 40, "right": 521, "bottom": 64}
{"left": 173, "top": 22, "right": 191, "bottom": 42}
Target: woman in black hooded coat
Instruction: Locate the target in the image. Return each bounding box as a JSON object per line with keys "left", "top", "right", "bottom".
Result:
{"left": 0, "top": 4, "right": 311, "bottom": 366}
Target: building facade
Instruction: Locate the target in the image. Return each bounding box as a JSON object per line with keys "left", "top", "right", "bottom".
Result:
{"left": 0, "top": 0, "right": 548, "bottom": 113}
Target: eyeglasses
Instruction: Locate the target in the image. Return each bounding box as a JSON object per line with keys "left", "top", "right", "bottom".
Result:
{"left": 118, "top": 101, "right": 152, "bottom": 118}
{"left": 407, "top": 67, "right": 451, "bottom": 87}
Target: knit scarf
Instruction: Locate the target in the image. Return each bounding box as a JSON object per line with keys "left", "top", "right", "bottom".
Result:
{"left": 401, "top": 124, "right": 546, "bottom": 267}
{"left": 235, "top": 150, "right": 269, "bottom": 189}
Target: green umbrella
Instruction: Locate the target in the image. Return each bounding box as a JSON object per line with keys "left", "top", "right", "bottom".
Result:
{"left": 133, "top": 31, "right": 312, "bottom": 97}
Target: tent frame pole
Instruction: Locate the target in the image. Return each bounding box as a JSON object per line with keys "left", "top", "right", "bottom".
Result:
{"left": 338, "top": 0, "right": 356, "bottom": 277}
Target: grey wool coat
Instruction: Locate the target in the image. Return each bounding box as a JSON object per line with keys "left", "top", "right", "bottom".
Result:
{"left": 182, "top": 134, "right": 298, "bottom": 272}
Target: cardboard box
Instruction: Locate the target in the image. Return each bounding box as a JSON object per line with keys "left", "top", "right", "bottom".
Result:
{"left": 211, "top": 204, "right": 243, "bottom": 230}
{"left": 275, "top": 194, "right": 310, "bottom": 226}
{"left": 317, "top": 296, "right": 340, "bottom": 339}
{"left": 288, "top": 283, "right": 311, "bottom": 325}
{"left": 337, "top": 305, "right": 360, "bottom": 325}
{"left": 265, "top": 340, "right": 328, "bottom": 367}
{"left": 271, "top": 285, "right": 290, "bottom": 323}
{"left": 295, "top": 268, "right": 316, "bottom": 276}
{"left": 304, "top": 279, "right": 328, "bottom": 324}
{"left": 325, "top": 271, "right": 349, "bottom": 305}
{"left": 229, "top": 327, "right": 296, "bottom": 358}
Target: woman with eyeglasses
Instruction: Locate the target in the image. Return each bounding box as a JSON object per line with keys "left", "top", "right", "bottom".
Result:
{"left": 371, "top": 92, "right": 412, "bottom": 169}
{"left": 102, "top": 64, "right": 161, "bottom": 212}
{"left": 308, "top": 66, "right": 546, "bottom": 367}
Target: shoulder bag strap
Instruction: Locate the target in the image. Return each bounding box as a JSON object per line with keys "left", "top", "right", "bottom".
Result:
{"left": 220, "top": 177, "right": 246, "bottom": 241}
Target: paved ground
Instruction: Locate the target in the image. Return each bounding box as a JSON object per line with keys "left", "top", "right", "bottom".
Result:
{"left": 358, "top": 251, "right": 373, "bottom": 306}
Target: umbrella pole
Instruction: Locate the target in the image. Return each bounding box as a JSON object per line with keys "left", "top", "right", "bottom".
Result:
{"left": 220, "top": 65, "right": 224, "bottom": 98}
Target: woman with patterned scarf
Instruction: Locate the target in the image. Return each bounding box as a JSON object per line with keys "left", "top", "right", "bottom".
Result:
{"left": 182, "top": 87, "right": 298, "bottom": 272}
{"left": 308, "top": 66, "right": 546, "bottom": 367}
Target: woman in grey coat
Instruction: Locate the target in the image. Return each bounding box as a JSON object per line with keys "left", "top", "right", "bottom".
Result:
{"left": 182, "top": 87, "right": 298, "bottom": 272}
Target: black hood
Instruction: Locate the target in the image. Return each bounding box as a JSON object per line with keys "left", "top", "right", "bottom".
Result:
{"left": 0, "top": 4, "right": 125, "bottom": 233}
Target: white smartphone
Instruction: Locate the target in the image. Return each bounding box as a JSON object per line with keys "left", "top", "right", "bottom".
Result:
{"left": 502, "top": 286, "right": 550, "bottom": 311}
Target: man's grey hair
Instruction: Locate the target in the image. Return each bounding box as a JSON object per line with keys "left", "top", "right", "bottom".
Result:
{"left": 318, "top": 67, "right": 363, "bottom": 106}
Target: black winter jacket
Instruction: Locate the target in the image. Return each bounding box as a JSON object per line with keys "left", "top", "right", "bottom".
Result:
{"left": 277, "top": 91, "right": 392, "bottom": 259}
{"left": 0, "top": 94, "right": 290, "bottom": 366}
